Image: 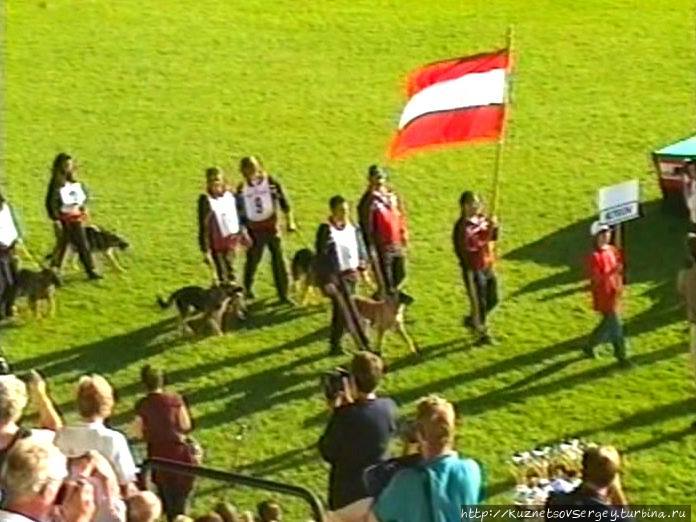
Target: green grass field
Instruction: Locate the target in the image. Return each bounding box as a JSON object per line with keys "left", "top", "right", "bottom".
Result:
{"left": 2, "top": 0, "right": 696, "bottom": 514}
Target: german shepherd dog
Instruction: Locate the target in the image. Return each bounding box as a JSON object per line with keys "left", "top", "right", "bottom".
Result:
{"left": 353, "top": 291, "right": 418, "bottom": 355}
{"left": 46, "top": 225, "right": 129, "bottom": 272}
{"left": 157, "top": 282, "right": 246, "bottom": 336}
{"left": 290, "top": 248, "right": 322, "bottom": 305}
{"left": 14, "top": 268, "right": 62, "bottom": 317}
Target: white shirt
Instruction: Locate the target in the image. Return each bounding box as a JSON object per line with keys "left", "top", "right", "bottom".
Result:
{"left": 0, "top": 510, "right": 37, "bottom": 522}
{"left": 329, "top": 222, "right": 360, "bottom": 272}
{"left": 209, "top": 191, "right": 240, "bottom": 236}
{"left": 241, "top": 177, "right": 275, "bottom": 222}
{"left": 685, "top": 177, "right": 696, "bottom": 223}
{"left": 59, "top": 182, "right": 87, "bottom": 215}
{"left": 54, "top": 422, "right": 137, "bottom": 485}
{"left": 0, "top": 204, "right": 19, "bottom": 248}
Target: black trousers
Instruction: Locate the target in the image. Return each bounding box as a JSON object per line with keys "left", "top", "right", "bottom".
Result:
{"left": 211, "top": 250, "right": 235, "bottom": 283}
{"left": 243, "top": 229, "right": 288, "bottom": 300}
{"left": 156, "top": 482, "right": 191, "bottom": 522}
{"left": 51, "top": 220, "right": 96, "bottom": 276}
{"left": 0, "top": 253, "right": 16, "bottom": 320}
{"left": 376, "top": 249, "right": 406, "bottom": 293}
{"left": 462, "top": 266, "right": 498, "bottom": 328}
{"left": 329, "top": 275, "right": 370, "bottom": 351}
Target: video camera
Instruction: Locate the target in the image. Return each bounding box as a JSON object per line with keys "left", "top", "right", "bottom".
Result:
{"left": 320, "top": 367, "right": 350, "bottom": 401}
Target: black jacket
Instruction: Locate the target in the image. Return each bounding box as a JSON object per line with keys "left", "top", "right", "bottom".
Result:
{"left": 318, "top": 397, "right": 398, "bottom": 509}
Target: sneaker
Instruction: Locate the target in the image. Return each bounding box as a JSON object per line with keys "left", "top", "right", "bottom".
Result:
{"left": 582, "top": 347, "right": 597, "bottom": 359}
{"left": 475, "top": 334, "right": 494, "bottom": 346}
{"left": 617, "top": 358, "right": 635, "bottom": 369}
{"left": 88, "top": 272, "right": 103, "bottom": 281}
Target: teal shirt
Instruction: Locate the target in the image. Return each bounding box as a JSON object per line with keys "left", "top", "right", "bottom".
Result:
{"left": 373, "top": 453, "right": 483, "bottom": 522}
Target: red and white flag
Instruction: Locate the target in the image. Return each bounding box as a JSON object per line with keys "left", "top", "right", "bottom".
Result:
{"left": 388, "top": 50, "right": 510, "bottom": 159}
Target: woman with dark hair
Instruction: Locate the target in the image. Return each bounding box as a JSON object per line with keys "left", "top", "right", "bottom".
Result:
{"left": 45, "top": 153, "right": 72, "bottom": 268}
{"left": 46, "top": 153, "right": 101, "bottom": 280}
{"left": 0, "top": 191, "right": 21, "bottom": 321}
{"left": 198, "top": 167, "right": 246, "bottom": 284}
{"left": 133, "top": 365, "right": 197, "bottom": 522}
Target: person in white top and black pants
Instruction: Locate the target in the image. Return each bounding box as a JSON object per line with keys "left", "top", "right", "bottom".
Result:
{"left": 0, "top": 192, "right": 21, "bottom": 321}
{"left": 236, "top": 156, "right": 296, "bottom": 303}
{"left": 46, "top": 153, "right": 101, "bottom": 280}
{"left": 198, "top": 167, "right": 246, "bottom": 284}
{"left": 315, "top": 195, "right": 371, "bottom": 355}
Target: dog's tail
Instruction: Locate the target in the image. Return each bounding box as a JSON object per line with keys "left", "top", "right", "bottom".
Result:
{"left": 156, "top": 293, "right": 175, "bottom": 309}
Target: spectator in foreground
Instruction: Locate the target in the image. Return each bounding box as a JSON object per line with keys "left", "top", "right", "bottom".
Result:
{"left": 546, "top": 445, "right": 629, "bottom": 519}
{"left": 55, "top": 374, "right": 138, "bottom": 493}
{"left": 126, "top": 491, "right": 162, "bottom": 522}
{"left": 0, "top": 438, "right": 96, "bottom": 522}
{"left": 133, "top": 365, "right": 197, "bottom": 522}
{"left": 318, "top": 352, "right": 397, "bottom": 509}
{"left": 328, "top": 395, "right": 483, "bottom": 522}
{"left": 677, "top": 233, "right": 696, "bottom": 429}
{"left": 0, "top": 372, "right": 62, "bottom": 461}
{"left": 257, "top": 500, "right": 282, "bottom": 522}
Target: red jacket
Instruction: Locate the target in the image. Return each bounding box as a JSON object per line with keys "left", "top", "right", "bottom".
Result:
{"left": 369, "top": 192, "right": 408, "bottom": 250}
{"left": 588, "top": 245, "right": 623, "bottom": 313}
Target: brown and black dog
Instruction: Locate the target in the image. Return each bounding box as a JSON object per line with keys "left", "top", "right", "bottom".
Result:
{"left": 353, "top": 291, "right": 418, "bottom": 355}
{"left": 290, "top": 248, "right": 322, "bottom": 305}
{"left": 157, "top": 282, "right": 246, "bottom": 336}
{"left": 14, "top": 268, "right": 62, "bottom": 318}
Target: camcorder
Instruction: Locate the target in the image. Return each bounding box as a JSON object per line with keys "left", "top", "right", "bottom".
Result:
{"left": 320, "top": 367, "right": 350, "bottom": 401}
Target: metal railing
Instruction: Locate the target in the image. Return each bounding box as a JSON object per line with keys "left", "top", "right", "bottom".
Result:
{"left": 140, "top": 458, "right": 326, "bottom": 522}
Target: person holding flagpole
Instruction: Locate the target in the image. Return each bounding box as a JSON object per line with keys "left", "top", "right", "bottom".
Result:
{"left": 453, "top": 191, "right": 499, "bottom": 345}
{"left": 236, "top": 156, "right": 296, "bottom": 304}
{"left": 198, "top": 167, "right": 247, "bottom": 284}
{"left": 47, "top": 154, "right": 102, "bottom": 280}
{"left": 316, "top": 195, "right": 372, "bottom": 355}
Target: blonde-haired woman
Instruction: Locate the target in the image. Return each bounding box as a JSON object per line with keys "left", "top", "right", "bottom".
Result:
{"left": 0, "top": 372, "right": 62, "bottom": 462}
{"left": 55, "top": 374, "right": 138, "bottom": 492}
{"left": 328, "top": 395, "right": 483, "bottom": 522}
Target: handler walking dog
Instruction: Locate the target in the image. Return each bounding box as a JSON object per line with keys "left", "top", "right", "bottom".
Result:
{"left": 315, "top": 195, "right": 372, "bottom": 355}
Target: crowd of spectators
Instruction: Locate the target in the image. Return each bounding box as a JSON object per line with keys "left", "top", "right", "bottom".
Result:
{"left": 0, "top": 353, "right": 633, "bottom": 522}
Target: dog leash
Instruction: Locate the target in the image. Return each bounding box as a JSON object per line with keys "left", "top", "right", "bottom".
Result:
{"left": 17, "top": 242, "right": 42, "bottom": 269}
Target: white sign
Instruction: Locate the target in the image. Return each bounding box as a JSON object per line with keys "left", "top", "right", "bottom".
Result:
{"left": 598, "top": 179, "right": 641, "bottom": 226}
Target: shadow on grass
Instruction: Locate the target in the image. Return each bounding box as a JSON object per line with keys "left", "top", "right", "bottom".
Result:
{"left": 505, "top": 200, "right": 687, "bottom": 316}
{"left": 13, "top": 317, "right": 181, "bottom": 377}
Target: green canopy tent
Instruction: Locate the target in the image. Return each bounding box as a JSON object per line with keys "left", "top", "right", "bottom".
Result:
{"left": 652, "top": 135, "right": 696, "bottom": 212}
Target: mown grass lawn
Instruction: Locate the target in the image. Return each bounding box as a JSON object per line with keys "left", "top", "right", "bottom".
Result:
{"left": 2, "top": 0, "right": 695, "bottom": 515}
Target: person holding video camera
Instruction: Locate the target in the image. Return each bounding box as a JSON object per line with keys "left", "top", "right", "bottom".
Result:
{"left": 318, "top": 352, "right": 398, "bottom": 510}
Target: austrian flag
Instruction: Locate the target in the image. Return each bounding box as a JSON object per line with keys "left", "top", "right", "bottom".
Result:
{"left": 388, "top": 50, "right": 510, "bottom": 159}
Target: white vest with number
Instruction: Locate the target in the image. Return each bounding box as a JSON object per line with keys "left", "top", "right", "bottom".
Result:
{"left": 242, "top": 177, "right": 275, "bottom": 222}
{"left": 0, "top": 204, "right": 18, "bottom": 248}
{"left": 59, "top": 182, "right": 87, "bottom": 213}
{"left": 209, "top": 191, "right": 240, "bottom": 236}
{"left": 330, "top": 222, "right": 360, "bottom": 272}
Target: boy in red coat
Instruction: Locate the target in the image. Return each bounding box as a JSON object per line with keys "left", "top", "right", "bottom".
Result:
{"left": 585, "top": 221, "right": 631, "bottom": 366}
